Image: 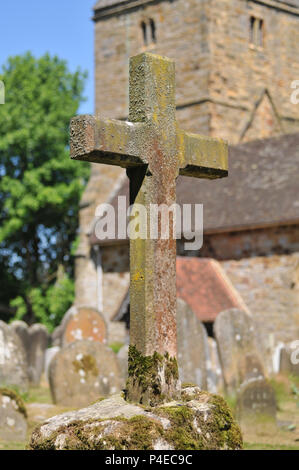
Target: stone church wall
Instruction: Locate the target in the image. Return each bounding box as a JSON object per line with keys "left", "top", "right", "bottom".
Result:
{"left": 94, "top": 0, "right": 299, "bottom": 143}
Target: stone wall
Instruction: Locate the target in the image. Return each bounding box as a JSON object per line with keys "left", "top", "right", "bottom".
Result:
{"left": 221, "top": 253, "right": 299, "bottom": 366}
{"left": 94, "top": 0, "right": 212, "bottom": 134}
{"left": 177, "top": 225, "right": 299, "bottom": 260}
{"left": 209, "top": 0, "right": 299, "bottom": 143}
{"left": 94, "top": 0, "right": 299, "bottom": 143}
{"left": 74, "top": 165, "right": 126, "bottom": 308}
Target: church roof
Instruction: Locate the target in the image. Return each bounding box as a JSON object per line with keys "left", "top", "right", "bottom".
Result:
{"left": 90, "top": 132, "right": 299, "bottom": 245}
{"left": 114, "top": 257, "right": 249, "bottom": 323}
{"left": 176, "top": 257, "right": 249, "bottom": 322}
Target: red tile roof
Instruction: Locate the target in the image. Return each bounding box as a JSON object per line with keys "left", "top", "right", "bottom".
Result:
{"left": 176, "top": 257, "right": 249, "bottom": 322}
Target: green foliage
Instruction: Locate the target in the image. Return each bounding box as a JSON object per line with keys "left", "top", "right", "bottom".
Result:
{"left": 109, "top": 342, "right": 124, "bottom": 354}
{"left": 0, "top": 52, "right": 90, "bottom": 327}
{"left": 10, "top": 271, "right": 74, "bottom": 331}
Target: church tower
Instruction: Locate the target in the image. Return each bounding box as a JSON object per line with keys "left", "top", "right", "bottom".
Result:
{"left": 93, "top": 0, "right": 299, "bottom": 144}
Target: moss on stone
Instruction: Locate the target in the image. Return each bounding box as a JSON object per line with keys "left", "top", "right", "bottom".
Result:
{"left": 0, "top": 387, "right": 27, "bottom": 419}
{"left": 156, "top": 392, "right": 243, "bottom": 450}
{"left": 29, "top": 392, "right": 243, "bottom": 450}
{"left": 125, "top": 345, "right": 180, "bottom": 406}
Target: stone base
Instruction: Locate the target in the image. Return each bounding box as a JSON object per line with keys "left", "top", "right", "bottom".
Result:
{"left": 29, "top": 387, "right": 243, "bottom": 450}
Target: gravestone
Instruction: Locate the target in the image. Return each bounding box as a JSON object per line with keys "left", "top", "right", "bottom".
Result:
{"left": 10, "top": 320, "right": 30, "bottom": 353}
{"left": 62, "top": 306, "right": 107, "bottom": 347}
{"left": 0, "top": 321, "right": 29, "bottom": 392}
{"left": 279, "top": 342, "right": 299, "bottom": 376}
{"left": 52, "top": 306, "right": 107, "bottom": 347}
{"left": 11, "top": 321, "right": 49, "bottom": 385}
{"left": 44, "top": 346, "right": 60, "bottom": 382}
{"left": 70, "top": 52, "right": 228, "bottom": 405}
{"left": 214, "top": 308, "right": 265, "bottom": 394}
{"left": 27, "top": 324, "right": 49, "bottom": 385}
{"left": 177, "top": 298, "right": 208, "bottom": 389}
{"left": 49, "top": 340, "right": 122, "bottom": 407}
{"left": 206, "top": 337, "right": 224, "bottom": 394}
{"left": 0, "top": 388, "right": 27, "bottom": 442}
{"left": 236, "top": 378, "right": 276, "bottom": 429}
{"left": 117, "top": 344, "right": 129, "bottom": 381}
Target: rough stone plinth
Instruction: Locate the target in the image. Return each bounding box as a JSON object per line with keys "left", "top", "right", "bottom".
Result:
{"left": 0, "top": 388, "right": 27, "bottom": 442}
{"left": 29, "top": 389, "right": 243, "bottom": 450}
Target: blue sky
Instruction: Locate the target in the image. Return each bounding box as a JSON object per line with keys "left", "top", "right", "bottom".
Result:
{"left": 0, "top": 0, "right": 95, "bottom": 114}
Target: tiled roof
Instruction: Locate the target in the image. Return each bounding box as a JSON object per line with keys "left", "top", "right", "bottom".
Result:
{"left": 176, "top": 257, "right": 249, "bottom": 322}
{"left": 114, "top": 257, "right": 249, "bottom": 323}
{"left": 90, "top": 133, "right": 299, "bottom": 245}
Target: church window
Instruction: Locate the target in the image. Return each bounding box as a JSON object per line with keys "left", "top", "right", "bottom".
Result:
{"left": 141, "top": 19, "right": 157, "bottom": 47}
{"left": 250, "top": 16, "right": 264, "bottom": 48}
{"left": 150, "top": 19, "right": 157, "bottom": 43}
{"left": 141, "top": 21, "right": 148, "bottom": 46}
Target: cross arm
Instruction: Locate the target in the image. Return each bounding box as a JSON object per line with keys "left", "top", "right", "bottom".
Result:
{"left": 70, "top": 115, "right": 148, "bottom": 168}
{"left": 178, "top": 130, "right": 228, "bottom": 179}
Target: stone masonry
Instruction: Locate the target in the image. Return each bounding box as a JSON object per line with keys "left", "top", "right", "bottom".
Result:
{"left": 73, "top": 0, "right": 299, "bottom": 347}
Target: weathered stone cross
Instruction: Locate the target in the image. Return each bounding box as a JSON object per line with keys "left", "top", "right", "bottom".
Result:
{"left": 70, "top": 53, "right": 227, "bottom": 405}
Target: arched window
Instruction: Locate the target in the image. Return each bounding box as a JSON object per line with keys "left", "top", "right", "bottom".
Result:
{"left": 149, "top": 18, "right": 156, "bottom": 43}
{"left": 141, "top": 21, "right": 147, "bottom": 46}
{"left": 141, "top": 19, "right": 157, "bottom": 46}
{"left": 249, "top": 16, "right": 264, "bottom": 48}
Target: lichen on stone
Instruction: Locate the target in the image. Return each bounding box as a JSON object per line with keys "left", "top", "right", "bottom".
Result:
{"left": 72, "top": 354, "right": 99, "bottom": 377}
{"left": 29, "top": 392, "right": 243, "bottom": 450}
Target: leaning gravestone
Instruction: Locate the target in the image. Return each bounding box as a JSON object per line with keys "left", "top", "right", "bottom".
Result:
{"left": 177, "top": 298, "right": 209, "bottom": 389}
{"left": 11, "top": 321, "right": 49, "bottom": 385}
{"left": 214, "top": 308, "right": 265, "bottom": 394}
{"left": 49, "top": 340, "right": 122, "bottom": 407}
{"left": 0, "top": 321, "right": 29, "bottom": 392}
{"left": 0, "top": 388, "right": 27, "bottom": 441}
{"left": 236, "top": 378, "right": 276, "bottom": 429}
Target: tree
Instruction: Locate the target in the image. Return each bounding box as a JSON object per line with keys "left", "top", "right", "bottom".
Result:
{"left": 0, "top": 52, "right": 89, "bottom": 329}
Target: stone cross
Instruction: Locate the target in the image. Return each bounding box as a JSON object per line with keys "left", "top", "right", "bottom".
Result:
{"left": 70, "top": 53, "right": 228, "bottom": 404}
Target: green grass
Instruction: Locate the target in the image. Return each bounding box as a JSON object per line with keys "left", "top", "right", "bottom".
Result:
{"left": 24, "top": 386, "right": 52, "bottom": 404}
{"left": 244, "top": 442, "right": 299, "bottom": 450}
